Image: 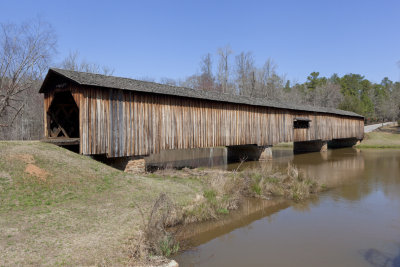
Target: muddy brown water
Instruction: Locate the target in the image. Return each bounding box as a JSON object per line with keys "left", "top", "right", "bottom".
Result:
{"left": 174, "top": 148, "right": 400, "bottom": 267}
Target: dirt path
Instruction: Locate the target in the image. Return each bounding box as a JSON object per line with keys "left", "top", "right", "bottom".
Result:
{"left": 364, "top": 122, "right": 396, "bottom": 133}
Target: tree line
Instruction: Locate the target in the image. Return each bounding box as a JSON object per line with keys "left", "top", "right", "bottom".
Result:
{"left": 161, "top": 45, "right": 400, "bottom": 124}
{"left": 1, "top": 20, "right": 399, "bottom": 140}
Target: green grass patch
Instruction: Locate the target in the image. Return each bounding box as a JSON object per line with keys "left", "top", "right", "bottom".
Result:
{"left": 203, "top": 189, "right": 217, "bottom": 203}
{"left": 0, "top": 141, "right": 203, "bottom": 266}
{"left": 357, "top": 126, "right": 400, "bottom": 149}
{"left": 159, "top": 235, "right": 180, "bottom": 257}
{"left": 217, "top": 208, "right": 229, "bottom": 214}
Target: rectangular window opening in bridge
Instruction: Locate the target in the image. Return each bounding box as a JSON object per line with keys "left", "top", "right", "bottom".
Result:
{"left": 294, "top": 118, "right": 311, "bottom": 129}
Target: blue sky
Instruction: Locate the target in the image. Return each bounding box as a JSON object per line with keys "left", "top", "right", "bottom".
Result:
{"left": 1, "top": 0, "right": 399, "bottom": 83}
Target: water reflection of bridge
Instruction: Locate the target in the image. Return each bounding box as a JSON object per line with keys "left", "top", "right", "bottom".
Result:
{"left": 290, "top": 148, "right": 365, "bottom": 187}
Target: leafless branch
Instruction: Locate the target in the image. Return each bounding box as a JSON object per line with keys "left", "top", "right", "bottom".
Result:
{"left": 0, "top": 18, "right": 56, "bottom": 128}
{"left": 59, "top": 50, "right": 114, "bottom": 75}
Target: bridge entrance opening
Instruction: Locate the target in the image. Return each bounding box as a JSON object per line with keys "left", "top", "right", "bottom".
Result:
{"left": 47, "top": 91, "right": 79, "bottom": 139}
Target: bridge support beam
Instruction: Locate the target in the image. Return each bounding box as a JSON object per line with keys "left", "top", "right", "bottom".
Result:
{"left": 328, "top": 138, "right": 360, "bottom": 148}
{"left": 227, "top": 145, "right": 272, "bottom": 162}
{"left": 293, "top": 140, "right": 328, "bottom": 154}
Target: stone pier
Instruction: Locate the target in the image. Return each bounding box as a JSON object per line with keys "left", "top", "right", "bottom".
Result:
{"left": 328, "top": 138, "right": 360, "bottom": 149}
{"left": 258, "top": 146, "right": 273, "bottom": 161}
{"left": 90, "top": 155, "right": 147, "bottom": 174}
{"left": 293, "top": 140, "right": 328, "bottom": 154}
{"left": 124, "top": 156, "right": 146, "bottom": 174}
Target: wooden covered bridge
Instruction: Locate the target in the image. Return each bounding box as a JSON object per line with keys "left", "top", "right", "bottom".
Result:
{"left": 39, "top": 68, "right": 364, "bottom": 168}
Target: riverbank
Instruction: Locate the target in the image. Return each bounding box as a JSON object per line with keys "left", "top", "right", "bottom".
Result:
{"left": 356, "top": 124, "right": 400, "bottom": 148}
{"left": 174, "top": 148, "right": 400, "bottom": 267}
{"left": 0, "top": 141, "right": 322, "bottom": 266}
{"left": 2, "top": 123, "right": 399, "bottom": 265}
{"left": 0, "top": 141, "right": 204, "bottom": 266}
{"left": 146, "top": 164, "right": 321, "bottom": 222}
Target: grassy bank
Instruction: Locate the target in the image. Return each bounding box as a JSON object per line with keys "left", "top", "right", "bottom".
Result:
{"left": 357, "top": 125, "right": 400, "bottom": 148}
{"left": 147, "top": 164, "right": 321, "bottom": 224}
{"left": 0, "top": 141, "right": 321, "bottom": 266}
{"left": 0, "top": 141, "right": 204, "bottom": 266}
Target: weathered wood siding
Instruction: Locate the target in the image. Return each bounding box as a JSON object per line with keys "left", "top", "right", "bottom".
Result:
{"left": 77, "top": 86, "right": 363, "bottom": 157}
{"left": 44, "top": 85, "right": 364, "bottom": 157}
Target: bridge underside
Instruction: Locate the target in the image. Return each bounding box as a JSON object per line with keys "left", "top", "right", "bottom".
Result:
{"left": 120, "top": 139, "right": 361, "bottom": 173}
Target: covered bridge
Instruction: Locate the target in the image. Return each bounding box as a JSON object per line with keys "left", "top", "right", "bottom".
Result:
{"left": 39, "top": 68, "right": 364, "bottom": 161}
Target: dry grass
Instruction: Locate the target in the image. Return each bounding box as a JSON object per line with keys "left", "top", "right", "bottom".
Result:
{"left": 182, "top": 171, "right": 242, "bottom": 224}
{"left": 149, "top": 163, "right": 321, "bottom": 224}
{"left": 239, "top": 163, "right": 320, "bottom": 201}
{"left": 0, "top": 141, "right": 203, "bottom": 266}
{"left": 146, "top": 168, "right": 242, "bottom": 224}
{"left": 128, "top": 193, "right": 180, "bottom": 265}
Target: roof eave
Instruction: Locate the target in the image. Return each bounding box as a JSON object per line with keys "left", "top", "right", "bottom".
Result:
{"left": 39, "top": 68, "right": 82, "bottom": 93}
{"left": 39, "top": 68, "right": 365, "bottom": 119}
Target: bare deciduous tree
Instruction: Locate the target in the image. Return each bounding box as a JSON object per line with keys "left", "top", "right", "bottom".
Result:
{"left": 200, "top": 53, "right": 213, "bottom": 78}
{"left": 180, "top": 74, "right": 201, "bottom": 89}
{"left": 60, "top": 50, "right": 114, "bottom": 75}
{"left": 0, "top": 18, "right": 56, "bottom": 127}
{"left": 217, "top": 45, "right": 233, "bottom": 94}
{"left": 199, "top": 53, "right": 215, "bottom": 91}
{"left": 310, "top": 82, "right": 343, "bottom": 108}
{"left": 159, "top": 77, "right": 178, "bottom": 86}
{"left": 235, "top": 51, "right": 255, "bottom": 96}
{"left": 259, "top": 58, "right": 285, "bottom": 99}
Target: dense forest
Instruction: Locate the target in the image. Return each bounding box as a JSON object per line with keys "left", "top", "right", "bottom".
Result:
{"left": 1, "top": 20, "right": 399, "bottom": 140}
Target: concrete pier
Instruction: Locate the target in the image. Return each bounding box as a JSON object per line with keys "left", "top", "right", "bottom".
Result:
{"left": 145, "top": 147, "right": 228, "bottom": 170}
{"left": 227, "top": 145, "right": 272, "bottom": 162}
{"left": 227, "top": 145, "right": 259, "bottom": 162}
{"left": 328, "top": 138, "right": 360, "bottom": 149}
{"left": 294, "top": 140, "right": 328, "bottom": 154}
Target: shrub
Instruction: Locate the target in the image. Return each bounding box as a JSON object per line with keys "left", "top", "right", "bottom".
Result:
{"left": 130, "top": 193, "right": 181, "bottom": 261}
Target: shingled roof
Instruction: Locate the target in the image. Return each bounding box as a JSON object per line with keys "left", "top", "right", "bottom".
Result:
{"left": 40, "top": 68, "right": 363, "bottom": 118}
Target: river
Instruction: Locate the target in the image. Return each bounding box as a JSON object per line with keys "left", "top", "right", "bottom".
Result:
{"left": 174, "top": 148, "right": 400, "bottom": 267}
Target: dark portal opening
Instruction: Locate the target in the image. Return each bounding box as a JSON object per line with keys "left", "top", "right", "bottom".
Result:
{"left": 293, "top": 118, "right": 311, "bottom": 129}
{"left": 47, "top": 91, "right": 79, "bottom": 138}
